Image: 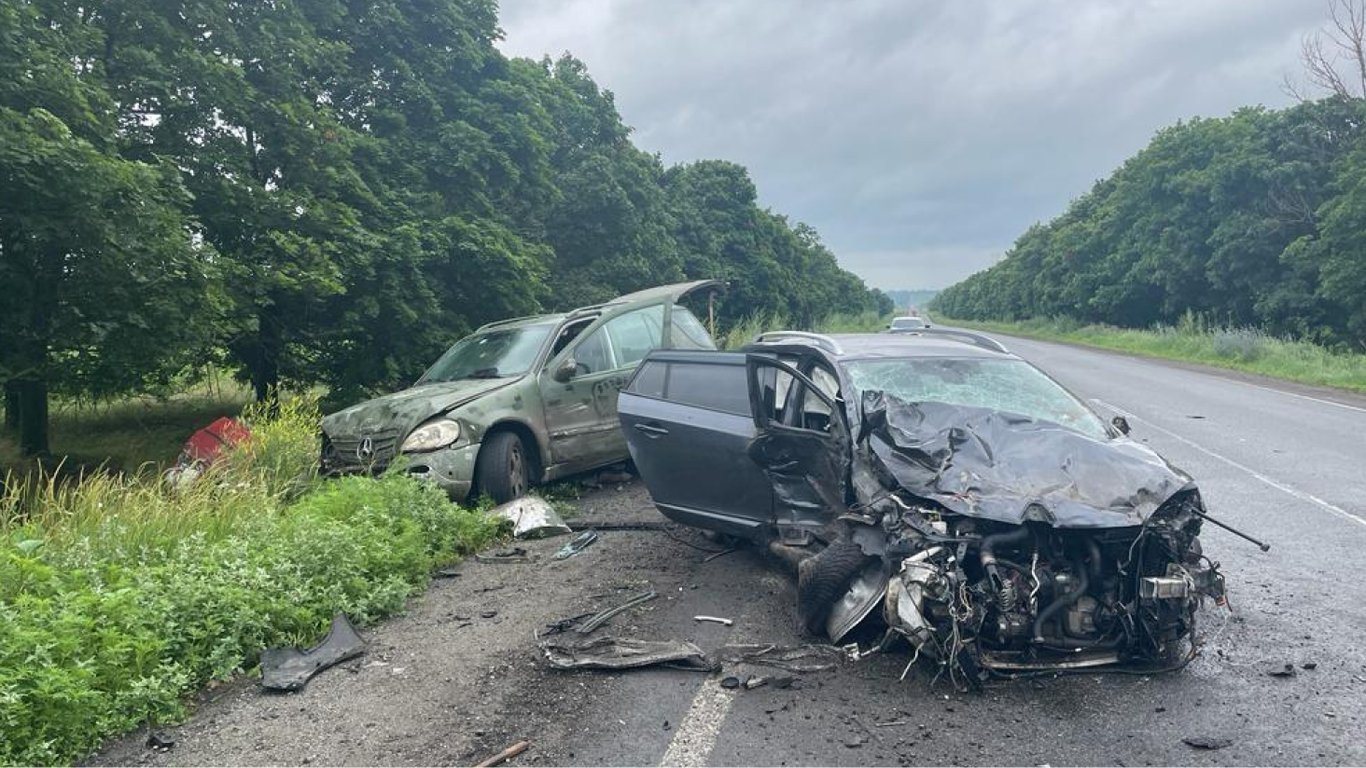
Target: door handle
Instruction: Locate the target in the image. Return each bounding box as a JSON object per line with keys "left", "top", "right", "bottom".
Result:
{"left": 633, "top": 422, "right": 669, "bottom": 437}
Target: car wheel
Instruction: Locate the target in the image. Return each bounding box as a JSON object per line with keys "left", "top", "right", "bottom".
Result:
{"left": 796, "top": 539, "right": 872, "bottom": 636}
{"left": 476, "top": 431, "right": 529, "bottom": 504}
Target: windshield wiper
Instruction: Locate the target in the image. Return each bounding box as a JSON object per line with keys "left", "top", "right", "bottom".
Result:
{"left": 459, "top": 367, "right": 504, "bottom": 380}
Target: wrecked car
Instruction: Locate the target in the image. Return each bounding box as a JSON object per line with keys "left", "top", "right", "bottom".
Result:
{"left": 321, "top": 280, "right": 721, "bottom": 503}
{"left": 619, "top": 328, "right": 1227, "bottom": 682}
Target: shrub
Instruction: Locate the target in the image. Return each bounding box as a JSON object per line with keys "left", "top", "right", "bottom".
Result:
{"left": 0, "top": 399, "right": 500, "bottom": 766}
{"left": 1210, "top": 327, "right": 1269, "bottom": 361}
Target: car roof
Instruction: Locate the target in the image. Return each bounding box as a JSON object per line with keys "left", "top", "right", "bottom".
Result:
{"left": 747, "top": 330, "right": 1015, "bottom": 360}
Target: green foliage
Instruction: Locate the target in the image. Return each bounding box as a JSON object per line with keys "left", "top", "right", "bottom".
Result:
{"left": 933, "top": 99, "right": 1366, "bottom": 350}
{"left": 0, "top": 401, "right": 500, "bottom": 766}
{"left": 937, "top": 315, "right": 1366, "bottom": 394}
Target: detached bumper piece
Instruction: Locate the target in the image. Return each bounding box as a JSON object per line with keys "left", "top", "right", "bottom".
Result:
{"left": 260, "top": 614, "right": 366, "bottom": 692}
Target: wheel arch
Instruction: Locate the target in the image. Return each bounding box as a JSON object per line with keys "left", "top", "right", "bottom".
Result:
{"left": 478, "top": 419, "right": 545, "bottom": 481}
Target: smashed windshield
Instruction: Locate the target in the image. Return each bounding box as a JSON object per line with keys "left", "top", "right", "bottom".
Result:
{"left": 419, "top": 323, "right": 554, "bottom": 383}
{"left": 844, "top": 358, "right": 1110, "bottom": 439}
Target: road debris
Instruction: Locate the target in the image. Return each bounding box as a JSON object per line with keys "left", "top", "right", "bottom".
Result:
{"left": 434, "top": 566, "right": 461, "bottom": 578}
{"left": 490, "top": 495, "right": 572, "bottom": 539}
{"left": 146, "top": 732, "right": 176, "bottom": 752}
{"left": 743, "top": 675, "right": 768, "bottom": 690}
{"left": 721, "top": 644, "right": 846, "bottom": 673}
{"left": 1183, "top": 736, "right": 1234, "bottom": 750}
{"left": 554, "top": 530, "right": 599, "bottom": 560}
{"left": 475, "top": 739, "right": 530, "bottom": 767}
{"left": 260, "top": 614, "right": 366, "bottom": 692}
{"left": 720, "top": 676, "right": 741, "bottom": 689}
{"left": 702, "top": 547, "right": 737, "bottom": 563}
{"left": 576, "top": 590, "right": 658, "bottom": 634}
{"left": 541, "top": 636, "right": 714, "bottom": 671}
{"left": 1268, "top": 663, "right": 1297, "bottom": 678}
{"left": 693, "top": 615, "right": 733, "bottom": 626}
{"left": 476, "top": 547, "right": 532, "bottom": 564}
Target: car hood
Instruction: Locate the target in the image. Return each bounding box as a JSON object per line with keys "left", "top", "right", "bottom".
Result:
{"left": 858, "top": 392, "right": 1193, "bottom": 528}
{"left": 322, "top": 378, "right": 519, "bottom": 438}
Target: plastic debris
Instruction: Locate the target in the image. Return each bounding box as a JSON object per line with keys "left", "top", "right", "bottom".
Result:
{"left": 553, "top": 530, "right": 599, "bottom": 560}
{"left": 146, "top": 733, "right": 176, "bottom": 752}
{"left": 260, "top": 614, "right": 366, "bottom": 691}
{"left": 476, "top": 547, "right": 532, "bottom": 564}
{"left": 1268, "top": 663, "right": 1297, "bottom": 678}
{"left": 693, "top": 615, "right": 733, "bottom": 626}
{"left": 541, "top": 636, "right": 714, "bottom": 671}
{"left": 720, "top": 676, "right": 742, "bottom": 689}
{"left": 721, "top": 643, "right": 846, "bottom": 673}
{"left": 490, "top": 496, "right": 572, "bottom": 539}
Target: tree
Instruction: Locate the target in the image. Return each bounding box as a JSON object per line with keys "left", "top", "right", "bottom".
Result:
{"left": 1, "top": 0, "right": 208, "bottom": 455}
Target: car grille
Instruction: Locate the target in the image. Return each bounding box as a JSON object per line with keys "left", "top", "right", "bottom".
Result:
{"left": 321, "top": 429, "right": 401, "bottom": 474}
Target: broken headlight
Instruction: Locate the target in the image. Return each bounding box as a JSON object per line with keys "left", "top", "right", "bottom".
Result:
{"left": 400, "top": 417, "right": 462, "bottom": 453}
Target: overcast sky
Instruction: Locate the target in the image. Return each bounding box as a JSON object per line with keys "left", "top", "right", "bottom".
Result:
{"left": 495, "top": 0, "right": 1327, "bottom": 291}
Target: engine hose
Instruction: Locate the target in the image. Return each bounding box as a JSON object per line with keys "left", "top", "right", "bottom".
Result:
{"left": 980, "top": 527, "right": 1032, "bottom": 608}
{"left": 1032, "top": 556, "right": 1089, "bottom": 643}
{"left": 1085, "top": 537, "right": 1104, "bottom": 578}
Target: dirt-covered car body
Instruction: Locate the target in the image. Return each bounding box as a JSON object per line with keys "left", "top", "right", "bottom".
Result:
{"left": 321, "top": 281, "right": 720, "bottom": 503}
{"left": 618, "top": 329, "right": 1226, "bottom": 681}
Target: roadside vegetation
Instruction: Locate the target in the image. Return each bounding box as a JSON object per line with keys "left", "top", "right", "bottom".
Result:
{"left": 720, "top": 310, "right": 890, "bottom": 349}
{"left": 0, "top": 397, "right": 502, "bottom": 766}
{"left": 938, "top": 314, "right": 1366, "bottom": 394}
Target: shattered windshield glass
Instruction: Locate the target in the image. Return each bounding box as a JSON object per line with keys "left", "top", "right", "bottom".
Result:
{"left": 419, "top": 323, "right": 553, "bottom": 382}
{"left": 844, "top": 357, "right": 1110, "bottom": 439}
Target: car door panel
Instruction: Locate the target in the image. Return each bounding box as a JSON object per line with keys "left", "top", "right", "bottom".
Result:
{"left": 619, "top": 354, "right": 775, "bottom": 540}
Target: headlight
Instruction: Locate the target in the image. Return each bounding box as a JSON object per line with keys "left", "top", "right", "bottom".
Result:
{"left": 401, "top": 418, "right": 462, "bottom": 453}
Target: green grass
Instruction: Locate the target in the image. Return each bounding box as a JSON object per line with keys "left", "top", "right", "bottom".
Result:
{"left": 0, "top": 377, "right": 252, "bottom": 479}
{"left": 0, "top": 396, "right": 503, "bottom": 766}
{"left": 935, "top": 315, "right": 1366, "bottom": 395}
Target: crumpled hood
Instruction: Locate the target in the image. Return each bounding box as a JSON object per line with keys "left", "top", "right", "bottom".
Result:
{"left": 322, "top": 378, "right": 518, "bottom": 438}
{"left": 860, "top": 392, "right": 1193, "bottom": 528}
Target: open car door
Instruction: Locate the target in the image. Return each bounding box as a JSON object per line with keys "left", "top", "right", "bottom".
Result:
{"left": 745, "top": 354, "right": 850, "bottom": 544}
{"left": 618, "top": 350, "right": 775, "bottom": 540}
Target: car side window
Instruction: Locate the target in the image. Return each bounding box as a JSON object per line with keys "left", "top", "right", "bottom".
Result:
{"left": 670, "top": 306, "right": 716, "bottom": 350}
{"left": 605, "top": 305, "right": 665, "bottom": 368}
{"left": 667, "top": 362, "right": 750, "bottom": 415}
{"left": 629, "top": 360, "right": 667, "bottom": 398}
{"left": 799, "top": 365, "right": 840, "bottom": 432}
{"left": 573, "top": 327, "right": 613, "bottom": 374}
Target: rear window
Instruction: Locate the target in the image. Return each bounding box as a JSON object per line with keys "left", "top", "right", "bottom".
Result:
{"left": 625, "top": 360, "right": 749, "bottom": 416}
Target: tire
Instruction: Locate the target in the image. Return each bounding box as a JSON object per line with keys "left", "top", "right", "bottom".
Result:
{"left": 476, "top": 431, "right": 530, "bottom": 504}
{"left": 796, "top": 539, "right": 872, "bottom": 636}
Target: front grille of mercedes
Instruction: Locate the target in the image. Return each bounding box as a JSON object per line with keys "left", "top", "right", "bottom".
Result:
{"left": 321, "top": 430, "right": 400, "bottom": 474}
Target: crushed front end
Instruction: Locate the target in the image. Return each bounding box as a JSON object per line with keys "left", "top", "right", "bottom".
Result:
{"left": 874, "top": 490, "right": 1225, "bottom": 683}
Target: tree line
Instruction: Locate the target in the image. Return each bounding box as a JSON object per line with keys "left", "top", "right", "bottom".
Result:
{"left": 0, "top": 0, "right": 889, "bottom": 456}
{"left": 933, "top": 2, "right": 1366, "bottom": 352}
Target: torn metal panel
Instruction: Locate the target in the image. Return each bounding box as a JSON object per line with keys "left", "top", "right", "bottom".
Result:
{"left": 540, "top": 636, "right": 714, "bottom": 671}
{"left": 260, "top": 614, "right": 366, "bottom": 691}
{"left": 490, "top": 495, "right": 571, "bottom": 539}
{"left": 860, "top": 393, "right": 1193, "bottom": 528}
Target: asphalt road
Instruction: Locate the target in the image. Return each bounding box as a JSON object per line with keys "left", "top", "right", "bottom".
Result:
{"left": 93, "top": 335, "right": 1366, "bottom": 767}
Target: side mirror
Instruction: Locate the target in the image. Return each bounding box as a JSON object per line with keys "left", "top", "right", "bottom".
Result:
{"left": 1112, "top": 415, "right": 1131, "bottom": 435}
{"left": 552, "top": 358, "right": 578, "bottom": 383}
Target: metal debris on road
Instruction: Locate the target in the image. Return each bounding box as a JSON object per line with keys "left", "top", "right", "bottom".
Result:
{"left": 476, "top": 547, "right": 532, "bottom": 564}
{"left": 260, "top": 614, "right": 366, "bottom": 692}
{"left": 576, "top": 590, "right": 658, "bottom": 634}
{"left": 541, "top": 636, "right": 714, "bottom": 671}
{"left": 743, "top": 675, "right": 768, "bottom": 689}
{"left": 433, "top": 566, "right": 461, "bottom": 578}
{"left": 475, "top": 739, "right": 530, "bottom": 767}
{"left": 490, "top": 496, "right": 572, "bottom": 539}
{"left": 553, "top": 530, "right": 599, "bottom": 560}
{"left": 1183, "top": 736, "right": 1234, "bottom": 750}
{"left": 721, "top": 644, "right": 846, "bottom": 674}
{"left": 1268, "top": 663, "right": 1298, "bottom": 678}
{"left": 702, "top": 547, "right": 737, "bottom": 563}
{"left": 720, "top": 676, "right": 741, "bottom": 689}
{"left": 146, "top": 732, "right": 176, "bottom": 752}
{"left": 693, "top": 615, "right": 733, "bottom": 626}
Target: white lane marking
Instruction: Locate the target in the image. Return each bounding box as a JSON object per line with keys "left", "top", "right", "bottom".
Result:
{"left": 1091, "top": 398, "right": 1366, "bottom": 530}
{"left": 1233, "top": 379, "right": 1366, "bottom": 415}
{"left": 659, "top": 674, "right": 735, "bottom": 766}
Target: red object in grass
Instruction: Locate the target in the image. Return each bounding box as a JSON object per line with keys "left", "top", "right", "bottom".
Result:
{"left": 181, "top": 417, "right": 251, "bottom": 465}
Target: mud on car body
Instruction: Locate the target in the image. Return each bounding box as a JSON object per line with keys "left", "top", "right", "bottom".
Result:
{"left": 320, "top": 280, "right": 721, "bottom": 503}
{"left": 618, "top": 328, "right": 1228, "bottom": 684}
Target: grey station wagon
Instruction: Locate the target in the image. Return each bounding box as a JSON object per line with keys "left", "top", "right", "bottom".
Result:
{"left": 618, "top": 329, "right": 1226, "bottom": 682}
{"left": 321, "top": 280, "right": 720, "bottom": 503}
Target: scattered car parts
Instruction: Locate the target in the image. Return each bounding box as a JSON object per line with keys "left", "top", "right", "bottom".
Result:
{"left": 490, "top": 495, "right": 572, "bottom": 539}
{"left": 260, "top": 614, "right": 366, "bottom": 692}
{"left": 540, "top": 636, "right": 714, "bottom": 671}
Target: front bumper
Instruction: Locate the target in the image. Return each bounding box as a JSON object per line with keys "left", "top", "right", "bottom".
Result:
{"left": 402, "top": 442, "right": 481, "bottom": 500}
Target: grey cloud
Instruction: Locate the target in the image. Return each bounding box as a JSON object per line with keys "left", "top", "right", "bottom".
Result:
{"left": 497, "top": 0, "right": 1326, "bottom": 289}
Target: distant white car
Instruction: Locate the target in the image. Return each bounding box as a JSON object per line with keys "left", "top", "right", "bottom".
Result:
{"left": 887, "top": 316, "right": 930, "bottom": 332}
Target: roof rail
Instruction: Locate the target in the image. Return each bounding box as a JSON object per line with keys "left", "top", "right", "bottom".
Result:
{"left": 476, "top": 315, "right": 538, "bottom": 332}
{"left": 752, "top": 331, "right": 844, "bottom": 355}
{"left": 911, "top": 328, "right": 1009, "bottom": 354}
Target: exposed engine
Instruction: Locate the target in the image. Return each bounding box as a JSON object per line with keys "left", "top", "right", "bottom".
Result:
{"left": 870, "top": 489, "right": 1226, "bottom": 684}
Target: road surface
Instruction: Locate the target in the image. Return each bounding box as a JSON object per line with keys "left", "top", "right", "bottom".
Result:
{"left": 93, "top": 334, "right": 1366, "bottom": 767}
